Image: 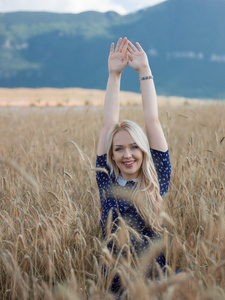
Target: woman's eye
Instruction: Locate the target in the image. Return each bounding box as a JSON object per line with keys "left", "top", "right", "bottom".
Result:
{"left": 131, "top": 145, "right": 138, "bottom": 149}
{"left": 115, "top": 148, "right": 122, "bottom": 151}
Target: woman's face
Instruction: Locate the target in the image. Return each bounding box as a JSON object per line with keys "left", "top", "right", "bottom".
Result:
{"left": 112, "top": 130, "right": 143, "bottom": 181}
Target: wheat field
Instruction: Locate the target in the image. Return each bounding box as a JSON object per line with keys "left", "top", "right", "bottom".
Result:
{"left": 0, "top": 99, "right": 224, "bottom": 299}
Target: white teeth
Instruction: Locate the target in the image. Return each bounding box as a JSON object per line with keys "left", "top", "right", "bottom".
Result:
{"left": 124, "top": 161, "right": 134, "bottom": 165}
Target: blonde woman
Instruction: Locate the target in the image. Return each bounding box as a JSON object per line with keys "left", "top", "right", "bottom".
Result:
{"left": 96, "top": 37, "right": 171, "bottom": 294}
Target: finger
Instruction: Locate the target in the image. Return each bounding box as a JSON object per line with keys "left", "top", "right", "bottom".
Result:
{"left": 127, "top": 52, "right": 133, "bottom": 61}
{"left": 115, "top": 37, "right": 122, "bottom": 52}
{"left": 128, "top": 41, "right": 137, "bottom": 52}
{"left": 110, "top": 42, "right": 114, "bottom": 54}
{"left": 119, "top": 37, "right": 127, "bottom": 52}
{"left": 124, "top": 52, "right": 128, "bottom": 62}
{"left": 127, "top": 45, "right": 134, "bottom": 54}
{"left": 121, "top": 38, "right": 128, "bottom": 54}
{"left": 136, "top": 42, "right": 144, "bottom": 52}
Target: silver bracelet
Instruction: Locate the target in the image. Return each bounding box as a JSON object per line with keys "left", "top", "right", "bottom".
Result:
{"left": 139, "top": 75, "right": 154, "bottom": 81}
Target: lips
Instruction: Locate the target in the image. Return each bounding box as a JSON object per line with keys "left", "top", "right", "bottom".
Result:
{"left": 122, "top": 160, "right": 135, "bottom": 167}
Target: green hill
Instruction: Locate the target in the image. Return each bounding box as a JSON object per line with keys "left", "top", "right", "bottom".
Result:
{"left": 0, "top": 0, "right": 225, "bottom": 99}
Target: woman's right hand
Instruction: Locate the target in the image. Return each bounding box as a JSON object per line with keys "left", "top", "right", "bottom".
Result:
{"left": 108, "top": 37, "right": 129, "bottom": 75}
{"left": 127, "top": 41, "right": 151, "bottom": 76}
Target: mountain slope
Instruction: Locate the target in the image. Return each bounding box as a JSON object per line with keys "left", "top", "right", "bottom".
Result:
{"left": 0, "top": 0, "right": 225, "bottom": 98}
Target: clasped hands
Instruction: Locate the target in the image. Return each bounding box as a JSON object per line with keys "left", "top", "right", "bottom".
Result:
{"left": 108, "top": 37, "right": 151, "bottom": 76}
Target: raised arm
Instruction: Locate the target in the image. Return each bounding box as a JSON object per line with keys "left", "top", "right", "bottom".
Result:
{"left": 127, "top": 41, "right": 168, "bottom": 152}
{"left": 97, "top": 37, "right": 129, "bottom": 155}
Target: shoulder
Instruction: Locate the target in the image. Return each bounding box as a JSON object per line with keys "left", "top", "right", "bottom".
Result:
{"left": 96, "top": 153, "right": 107, "bottom": 167}
{"left": 96, "top": 153, "right": 115, "bottom": 187}
{"left": 150, "top": 148, "right": 170, "bottom": 158}
{"left": 150, "top": 148, "right": 170, "bottom": 166}
{"left": 150, "top": 148, "right": 171, "bottom": 178}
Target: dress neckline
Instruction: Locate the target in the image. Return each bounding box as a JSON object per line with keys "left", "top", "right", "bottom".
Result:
{"left": 117, "top": 175, "right": 138, "bottom": 187}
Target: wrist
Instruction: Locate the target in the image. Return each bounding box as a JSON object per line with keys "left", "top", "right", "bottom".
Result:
{"left": 137, "top": 66, "right": 152, "bottom": 77}
{"left": 108, "top": 71, "right": 122, "bottom": 79}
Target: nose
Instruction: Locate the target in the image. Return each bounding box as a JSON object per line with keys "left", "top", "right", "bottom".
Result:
{"left": 124, "top": 148, "right": 132, "bottom": 158}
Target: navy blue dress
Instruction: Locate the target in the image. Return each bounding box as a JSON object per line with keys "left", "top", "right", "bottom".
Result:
{"left": 96, "top": 149, "right": 171, "bottom": 291}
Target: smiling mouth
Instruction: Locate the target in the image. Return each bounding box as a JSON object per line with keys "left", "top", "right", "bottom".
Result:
{"left": 123, "top": 161, "right": 135, "bottom": 167}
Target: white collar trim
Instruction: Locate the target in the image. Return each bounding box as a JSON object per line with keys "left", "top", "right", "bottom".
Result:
{"left": 117, "top": 175, "right": 138, "bottom": 187}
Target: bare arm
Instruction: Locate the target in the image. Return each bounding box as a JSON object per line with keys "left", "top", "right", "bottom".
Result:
{"left": 127, "top": 41, "right": 168, "bottom": 152}
{"left": 97, "top": 37, "right": 128, "bottom": 155}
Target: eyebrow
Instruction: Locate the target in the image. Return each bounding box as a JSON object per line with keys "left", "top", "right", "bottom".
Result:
{"left": 114, "top": 143, "right": 137, "bottom": 148}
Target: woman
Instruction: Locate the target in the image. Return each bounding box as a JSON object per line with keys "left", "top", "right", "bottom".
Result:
{"left": 96, "top": 37, "right": 171, "bottom": 294}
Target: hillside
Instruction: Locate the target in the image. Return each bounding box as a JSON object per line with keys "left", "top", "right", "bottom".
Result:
{"left": 1, "top": 87, "right": 213, "bottom": 107}
{"left": 0, "top": 0, "right": 225, "bottom": 99}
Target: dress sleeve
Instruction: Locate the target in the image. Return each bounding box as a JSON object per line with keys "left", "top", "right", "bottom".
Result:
{"left": 150, "top": 149, "right": 171, "bottom": 197}
{"left": 96, "top": 154, "right": 113, "bottom": 207}
{"left": 96, "top": 153, "right": 111, "bottom": 183}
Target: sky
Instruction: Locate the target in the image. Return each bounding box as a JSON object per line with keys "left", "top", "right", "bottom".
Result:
{"left": 0, "top": 0, "right": 167, "bottom": 15}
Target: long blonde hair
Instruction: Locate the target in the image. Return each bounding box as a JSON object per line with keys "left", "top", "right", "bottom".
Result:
{"left": 106, "top": 120, "right": 163, "bottom": 233}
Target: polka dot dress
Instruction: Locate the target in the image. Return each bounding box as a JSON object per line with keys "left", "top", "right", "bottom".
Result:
{"left": 96, "top": 149, "right": 171, "bottom": 292}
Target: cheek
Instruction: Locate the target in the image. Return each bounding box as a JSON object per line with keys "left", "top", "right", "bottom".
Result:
{"left": 139, "top": 152, "right": 144, "bottom": 165}
{"left": 114, "top": 154, "right": 121, "bottom": 162}
{"left": 112, "top": 152, "right": 119, "bottom": 162}
{"left": 137, "top": 150, "right": 143, "bottom": 159}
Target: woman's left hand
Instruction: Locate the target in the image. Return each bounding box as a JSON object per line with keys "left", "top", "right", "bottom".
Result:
{"left": 127, "top": 41, "right": 150, "bottom": 74}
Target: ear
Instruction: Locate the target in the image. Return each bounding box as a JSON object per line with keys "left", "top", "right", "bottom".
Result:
{"left": 112, "top": 155, "right": 115, "bottom": 161}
